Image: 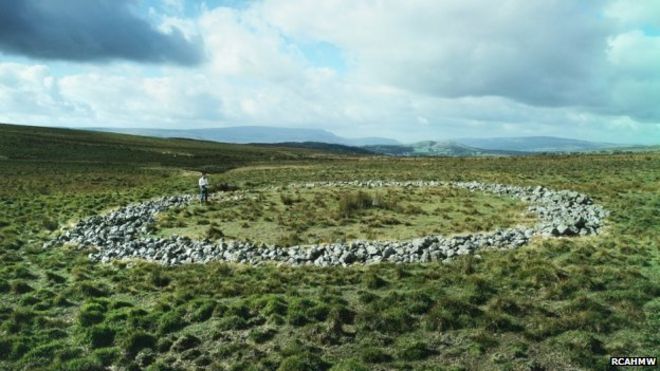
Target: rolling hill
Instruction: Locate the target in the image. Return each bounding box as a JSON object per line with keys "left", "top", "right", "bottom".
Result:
{"left": 0, "top": 123, "right": 364, "bottom": 172}
{"left": 364, "top": 141, "right": 529, "bottom": 157}
{"left": 85, "top": 126, "right": 400, "bottom": 146}
{"left": 455, "top": 136, "right": 622, "bottom": 152}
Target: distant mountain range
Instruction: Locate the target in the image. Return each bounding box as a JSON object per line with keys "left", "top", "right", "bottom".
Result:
{"left": 455, "top": 136, "right": 620, "bottom": 153}
{"left": 365, "top": 137, "right": 634, "bottom": 157}
{"left": 363, "top": 141, "right": 528, "bottom": 157}
{"left": 85, "top": 126, "right": 400, "bottom": 146}
{"left": 84, "top": 126, "right": 646, "bottom": 157}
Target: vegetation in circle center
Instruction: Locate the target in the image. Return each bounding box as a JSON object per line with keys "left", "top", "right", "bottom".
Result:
{"left": 154, "top": 186, "right": 534, "bottom": 246}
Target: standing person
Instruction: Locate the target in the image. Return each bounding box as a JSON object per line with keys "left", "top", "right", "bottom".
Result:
{"left": 199, "top": 172, "right": 209, "bottom": 204}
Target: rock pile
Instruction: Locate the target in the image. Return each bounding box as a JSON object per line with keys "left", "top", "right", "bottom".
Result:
{"left": 44, "top": 181, "right": 608, "bottom": 266}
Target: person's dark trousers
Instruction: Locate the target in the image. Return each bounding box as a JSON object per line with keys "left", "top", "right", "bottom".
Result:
{"left": 200, "top": 187, "right": 208, "bottom": 203}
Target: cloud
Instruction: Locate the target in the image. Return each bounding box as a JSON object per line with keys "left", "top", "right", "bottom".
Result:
{"left": 0, "top": 0, "right": 659, "bottom": 145}
{"left": 57, "top": 71, "right": 223, "bottom": 125}
{"left": 261, "top": 0, "right": 614, "bottom": 108}
{"left": 0, "top": 0, "right": 202, "bottom": 65}
{"left": 199, "top": 7, "right": 307, "bottom": 81}
{"left": 605, "top": 0, "right": 660, "bottom": 28}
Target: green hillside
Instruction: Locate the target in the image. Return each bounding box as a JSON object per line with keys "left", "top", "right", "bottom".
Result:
{"left": 0, "top": 123, "right": 359, "bottom": 171}
{"left": 0, "top": 124, "right": 658, "bottom": 370}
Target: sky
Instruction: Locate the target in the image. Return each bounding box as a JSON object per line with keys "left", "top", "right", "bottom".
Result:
{"left": 0, "top": 0, "right": 659, "bottom": 144}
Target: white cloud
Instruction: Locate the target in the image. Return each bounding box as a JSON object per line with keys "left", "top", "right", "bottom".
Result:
{"left": 199, "top": 7, "right": 306, "bottom": 81}
{"left": 57, "top": 70, "right": 223, "bottom": 126}
{"left": 608, "top": 31, "right": 660, "bottom": 77}
{"left": 605, "top": 0, "right": 660, "bottom": 28}
{"left": 0, "top": 0, "right": 659, "bottom": 145}
{"left": 0, "top": 63, "right": 70, "bottom": 121}
{"left": 261, "top": 0, "right": 612, "bottom": 107}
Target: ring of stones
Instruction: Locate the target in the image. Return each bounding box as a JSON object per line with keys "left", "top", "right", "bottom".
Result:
{"left": 46, "top": 180, "right": 608, "bottom": 266}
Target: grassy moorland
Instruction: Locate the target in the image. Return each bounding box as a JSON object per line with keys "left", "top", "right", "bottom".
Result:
{"left": 0, "top": 123, "right": 658, "bottom": 370}
{"left": 155, "top": 186, "right": 533, "bottom": 246}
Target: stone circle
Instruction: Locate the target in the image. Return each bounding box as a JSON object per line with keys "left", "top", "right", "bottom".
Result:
{"left": 43, "top": 181, "right": 609, "bottom": 266}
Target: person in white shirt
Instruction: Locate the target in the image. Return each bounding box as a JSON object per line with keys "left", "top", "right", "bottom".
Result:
{"left": 199, "top": 172, "right": 209, "bottom": 204}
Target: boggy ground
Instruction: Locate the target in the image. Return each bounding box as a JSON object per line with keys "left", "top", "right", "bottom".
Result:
{"left": 155, "top": 186, "right": 533, "bottom": 246}
{"left": 0, "top": 126, "right": 658, "bottom": 371}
